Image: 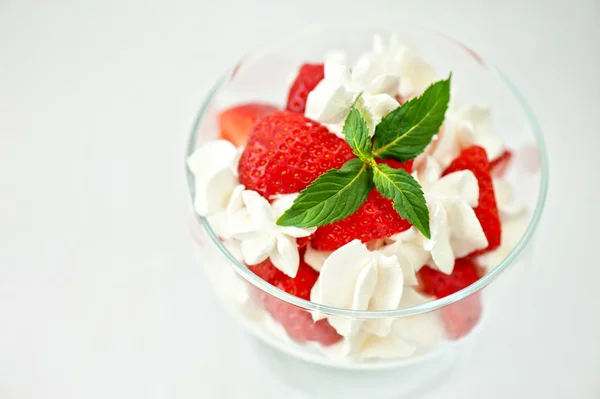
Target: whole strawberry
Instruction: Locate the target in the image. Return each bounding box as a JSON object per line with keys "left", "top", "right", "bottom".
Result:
{"left": 250, "top": 259, "right": 342, "bottom": 346}
{"left": 238, "top": 111, "right": 355, "bottom": 198}
{"left": 286, "top": 63, "right": 325, "bottom": 113}
{"left": 444, "top": 145, "right": 501, "bottom": 254}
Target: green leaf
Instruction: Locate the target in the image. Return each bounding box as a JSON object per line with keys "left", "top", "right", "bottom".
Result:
{"left": 342, "top": 99, "right": 373, "bottom": 162}
{"left": 373, "top": 163, "right": 430, "bottom": 238}
{"left": 372, "top": 77, "right": 451, "bottom": 161}
{"left": 277, "top": 158, "right": 373, "bottom": 228}
{"left": 354, "top": 94, "right": 376, "bottom": 137}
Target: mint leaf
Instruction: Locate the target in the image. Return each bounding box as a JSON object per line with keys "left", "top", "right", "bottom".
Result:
{"left": 354, "top": 94, "right": 376, "bottom": 137}
{"left": 372, "top": 77, "right": 450, "bottom": 161}
{"left": 277, "top": 158, "right": 372, "bottom": 228}
{"left": 343, "top": 100, "right": 372, "bottom": 162}
{"left": 373, "top": 163, "right": 430, "bottom": 238}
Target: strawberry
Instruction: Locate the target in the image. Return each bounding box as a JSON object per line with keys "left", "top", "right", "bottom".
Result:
{"left": 249, "top": 259, "right": 342, "bottom": 346}
{"left": 441, "top": 293, "right": 482, "bottom": 340}
{"left": 238, "top": 111, "right": 355, "bottom": 198}
{"left": 237, "top": 112, "right": 415, "bottom": 251}
{"left": 417, "top": 258, "right": 483, "bottom": 340}
{"left": 218, "top": 103, "right": 278, "bottom": 147}
{"left": 490, "top": 149, "right": 512, "bottom": 177}
{"left": 443, "top": 146, "right": 501, "bottom": 254}
{"left": 310, "top": 159, "right": 414, "bottom": 251}
{"left": 378, "top": 158, "right": 414, "bottom": 171}
{"left": 296, "top": 237, "right": 311, "bottom": 249}
{"left": 417, "top": 258, "right": 481, "bottom": 299}
{"left": 285, "top": 63, "right": 325, "bottom": 113}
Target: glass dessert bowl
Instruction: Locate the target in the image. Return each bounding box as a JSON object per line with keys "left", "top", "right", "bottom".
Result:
{"left": 185, "top": 25, "right": 548, "bottom": 398}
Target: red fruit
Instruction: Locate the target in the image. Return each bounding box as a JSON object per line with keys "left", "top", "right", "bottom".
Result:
{"left": 417, "top": 258, "right": 481, "bottom": 299}
{"left": 263, "top": 298, "right": 343, "bottom": 345}
{"left": 218, "top": 103, "right": 278, "bottom": 147}
{"left": 311, "top": 160, "right": 413, "bottom": 251}
{"left": 296, "top": 237, "right": 311, "bottom": 249}
{"left": 238, "top": 111, "right": 355, "bottom": 198}
{"left": 248, "top": 259, "right": 284, "bottom": 285}
{"left": 378, "top": 158, "right": 414, "bottom": 171}
{"left": 490, "top": 149, "right": 512, "bottom": 177}
{"left": 417, "top": 258, "right": 483, "bottom": 340}
{"left": 444, "top": 146, "right": 501, "bottom": 254}
{"left": 249, "top": 259, "right": 342, "bottom": 346}
{"left": 441, "top": 293, "right": 482, "bottom": 340}
{"left": 286, "top": 63, "right": 325, "bottom": 113}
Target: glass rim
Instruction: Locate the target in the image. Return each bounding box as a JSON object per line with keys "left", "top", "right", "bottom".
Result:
{"left": 185, "top": 27, "right": 549, "bottom": 319}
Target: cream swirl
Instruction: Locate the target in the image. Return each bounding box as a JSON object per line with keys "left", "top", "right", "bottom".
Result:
{"left": 187, "top": 140, "right": 241, "bottom": 217}
{"left": 304, "top": 34, "right": 437, "bottom": 138}
{"left": 415, "top": 155, "right": 488, "bottom": 274}
{"left": 310, "top": 240, "right": 406, "bottom": 337}
{"left": 229, "top": 191, "right": 315, "bottom": 278}
{"left": 428, "top": 105, "right": 505, "bottom": 168}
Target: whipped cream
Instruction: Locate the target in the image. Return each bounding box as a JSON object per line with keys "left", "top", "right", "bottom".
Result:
{"left": 187, "top": 140, "right": 241, "bottom": 216}
{"left": 311, "top": 240, "right": 407, "bottom": 337}
{"left": 380, "top": 229, "right": 427, "bottom": 285}
{"left": 189, "top": 141, "right": 314, "bottom": 277}
{"left": 379, "top": 156, "right": 488, "bottom": 276}
{"left": 305, "top": 34, "right": 437, "bottom": 138}
{"left": 371, "top": 34, "right": 437, "bottom": 99}
{"left": 205, "top": 184, "right": 246, "bottom": 239}
{"left": 415, "top": 155, "right": 488, "bottom": 274}
{"left": 326, "top": 329, "right": 417, "bottom": 361}
{"left": 304, "top": 244, "right": 331, "bottom": 272}
{"left": 428, "top": 105, "right": 504, "bottom": 167}
{"left": 321, "top": 287, "right": 443, "bottom": 361}
{"left": 392, "top": 288, "right": 444, "bottom": 350}
{"left": 229, "top": 191, "right": 315, "bottom": 278}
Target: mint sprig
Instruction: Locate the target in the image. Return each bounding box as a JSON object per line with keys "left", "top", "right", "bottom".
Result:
{"left": 276, "top": 76, "right": 451, "bottom": 239}
{"left": 373, "top": 164, "right": 430, "bottom": 237}
{"left": 373, "top": 77, "right": 450, "bottom": 160}
{"left": 277, "top": 159, "right": 372, "bottom": 227}
{"left": 342, "top": 97, "right": 372, "bottom": 162}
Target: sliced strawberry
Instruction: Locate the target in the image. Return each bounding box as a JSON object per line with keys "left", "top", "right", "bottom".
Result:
{"left": 310, "top": 160, "right": 413, "bottom": 251}
{"left": 417, "top": 258, "right": 481, "bottom": 298}
{"left": 490, "top": 149, "right": 512, "bottom": 177}
{"left": 444, "top": 146, "right": 501, "bottom": 254}
{"left": 417, "top": 258, "right": 483, "bottom": 340}
{"left": 263, "top": 299, "right": 342, "bottom": 345}
{"left": 218, "top": 103, "right": 278, "bottom": 147}
{"left": 285, "top": 63, "right": 324, "bottom": 113}
{"left": 238, "top": 111, "right": 355, "bottom": 198}
{"left": 249, "top": 259, "right": 342, "bottom": 346}
{"left": 441, "top": 293, "right": 482, "bottom": 340}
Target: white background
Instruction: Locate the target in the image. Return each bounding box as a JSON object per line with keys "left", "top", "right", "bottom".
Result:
{"left": 1, "top": 0, "right": 599, "bottom": 398}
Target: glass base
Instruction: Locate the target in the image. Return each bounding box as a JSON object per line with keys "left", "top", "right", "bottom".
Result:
{"left": 250, "top": 331, "right": 479, "bottom": 399}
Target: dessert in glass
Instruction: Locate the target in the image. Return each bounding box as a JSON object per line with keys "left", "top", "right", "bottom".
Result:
{"left": 185, "top": 26, "right": 548, "bottom": 398}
